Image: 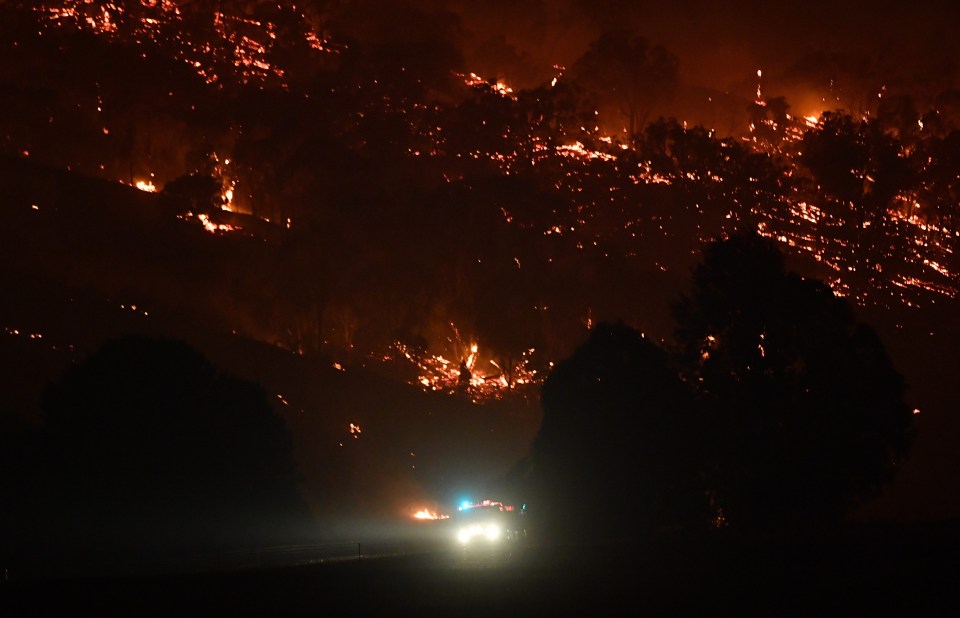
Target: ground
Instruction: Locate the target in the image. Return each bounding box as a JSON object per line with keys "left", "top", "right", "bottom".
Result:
{"left": 3, "top": 523, "right": 958, "bottom": 616}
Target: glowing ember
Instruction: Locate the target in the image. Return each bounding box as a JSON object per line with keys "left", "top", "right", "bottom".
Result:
{"left": 556, "top": 141, "right": 617, "bottom": 162}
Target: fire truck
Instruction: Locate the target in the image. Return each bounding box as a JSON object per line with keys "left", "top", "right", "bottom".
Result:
{"left": 453, "top": 499, "right": 527, "bottom": 547}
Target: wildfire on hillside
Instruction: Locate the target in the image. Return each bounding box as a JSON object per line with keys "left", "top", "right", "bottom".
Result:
{"left": 39, "top": 0, "right": 337, "bottom": 87}
{"left": 11, "top": 2, "right": 960, "bottom": 403}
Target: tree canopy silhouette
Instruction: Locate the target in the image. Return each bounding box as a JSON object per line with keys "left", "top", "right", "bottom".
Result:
{"left": 40, "top": 336, "right": 308, "bottom": 552}
{"left": 674, "top": 232, "right": 914, "bottom": 529}
{"left": 527, "top": 322, "right": 709, "bottom": 541}
{"left": 570, "top": 30, "right": 678, "bottom": 134}
{"left": 159, "top": 172, "right": 223, "bottom": 215}
{"left": 800, "top": 113, "right": 914, "bottom": 283}
{"left": 524, "top": 234, "right": 914, "bottom": 541}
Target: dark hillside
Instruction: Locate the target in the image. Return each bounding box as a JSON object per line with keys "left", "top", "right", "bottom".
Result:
{"left": 1, "top": 157, "right": 540, "bottom": 536}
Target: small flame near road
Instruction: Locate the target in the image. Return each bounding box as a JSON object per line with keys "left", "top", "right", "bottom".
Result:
{"left": 413, "top": 509, "right": 449, "bottom": 520}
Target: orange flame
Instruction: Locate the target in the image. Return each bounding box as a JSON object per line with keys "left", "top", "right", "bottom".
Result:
{"left": 413, "top": 509, "right": 449, "bottom": 520}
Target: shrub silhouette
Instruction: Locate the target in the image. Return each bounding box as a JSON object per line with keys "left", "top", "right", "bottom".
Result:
{"left": 528, "top": 322, "right": 709, "bottom": 541}
{"left": 41, "top": 336, "right": 308, "bottom": 552}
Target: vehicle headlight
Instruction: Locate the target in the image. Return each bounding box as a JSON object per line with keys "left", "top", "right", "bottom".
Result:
{"left": 458, "top": 524, "right": 482, "bottom": 544}
{"left": 457, "top": 522, "right": 502, "bottom": 544}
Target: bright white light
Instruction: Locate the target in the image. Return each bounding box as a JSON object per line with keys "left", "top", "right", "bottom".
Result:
{"left": 457, "top": 525, "right": 478, "bottom": 544}
{"left": 457, "top": 522, "right": 503, "bottom": 544}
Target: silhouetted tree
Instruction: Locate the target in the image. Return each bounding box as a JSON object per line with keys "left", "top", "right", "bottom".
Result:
{"left": 329, "top": 2, "right": 464, "bottom": 100}
{"left": 877, "top": 94, "right": 922, "bottom": 144}
{"left": 913, "top": 129, "right": 960, "bottom": 233}
{"left": 528, "top": 323, "right": 709, "bottom": 542}
{"left": 518, "top": 78, "right": 596, "bottom": 144}
{"left": 159, "top": 173, "right": 223, "bottom": 214}
{"left": 40, "top": 337, "right": 308, "bottom": 555}
{"left": 570, "top": 30, "right": 678, "bottom": 135}
{"left": 748, "top": 95, "right": 791, "bottom": 145}
{"left": 442, "top": 81, "right": 523, "bottom": 162}
{"left": 674, "top": 233, "right": 914, "bottom": 530}
{"left": 801, "top": 113, "right": 915, "bottom": 280}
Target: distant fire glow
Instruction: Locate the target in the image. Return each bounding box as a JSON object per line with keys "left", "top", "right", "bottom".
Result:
{"left": 413, "top": 509, "right": 449, "bottom": 520}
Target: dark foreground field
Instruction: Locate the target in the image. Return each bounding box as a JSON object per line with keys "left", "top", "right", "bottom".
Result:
{"left": 3, "top": 523, "right": 959, "bottom": 616}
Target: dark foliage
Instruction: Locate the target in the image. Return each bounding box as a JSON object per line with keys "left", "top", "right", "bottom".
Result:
{"left": 159, "top": 173, "right": 223, "bottom": 214}
{"left": 674, "top": 232, "right": 914, "bottom": 529}
{"left": 570, "top": 29, "right": 679, "bottom": 134}
{"left": 527, "top": 322, "right": 709, "bottom": 541}
{"left": 31, "top": 337, "right": 308, "bottom": 556}
{"left": 525, "top": 234, "right": 914, "bottom": 542}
